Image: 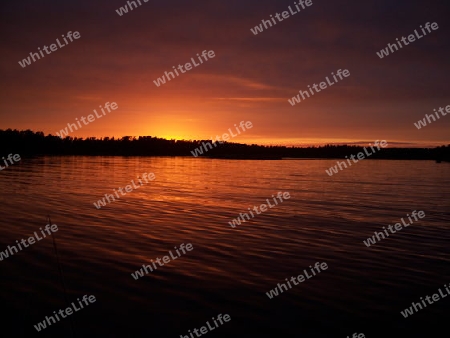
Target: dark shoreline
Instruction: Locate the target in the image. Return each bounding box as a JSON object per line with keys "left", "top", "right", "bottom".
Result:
{"left": 1, "top": 129, "right": 449, "bottom": 161}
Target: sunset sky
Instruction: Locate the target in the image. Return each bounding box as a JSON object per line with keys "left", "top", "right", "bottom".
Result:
{"left": 1, "top": 0, "right": 449, "bottom": 147}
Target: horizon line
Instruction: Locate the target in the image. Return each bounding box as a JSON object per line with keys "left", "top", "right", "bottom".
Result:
{"left": 2, "top": 128, "right": 449, "bottom": 149}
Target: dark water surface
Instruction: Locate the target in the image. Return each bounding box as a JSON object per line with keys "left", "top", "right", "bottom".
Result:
{"left": 1, "top": 157, "right": 449, "bottom": 337}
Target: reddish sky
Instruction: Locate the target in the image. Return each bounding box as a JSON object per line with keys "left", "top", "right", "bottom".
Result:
{"left": 1, "top": 0, "right": 449, "bottom": 147}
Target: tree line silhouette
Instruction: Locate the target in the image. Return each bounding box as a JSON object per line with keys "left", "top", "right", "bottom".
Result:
{"left": 1, "top": 129, "right": 449, "bottom": 161}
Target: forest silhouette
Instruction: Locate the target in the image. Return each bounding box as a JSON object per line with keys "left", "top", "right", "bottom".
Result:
{"left": 1, "top": 129, "right": 449, "bottom": 161}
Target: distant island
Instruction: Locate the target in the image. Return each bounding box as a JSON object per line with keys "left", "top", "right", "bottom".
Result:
{"left": 1, "top": 129, "right": 449, "bottom": 161}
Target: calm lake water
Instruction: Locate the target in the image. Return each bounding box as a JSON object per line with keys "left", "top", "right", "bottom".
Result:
{"left": 1, "top": 157, "right": 449, "bottom": 337}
